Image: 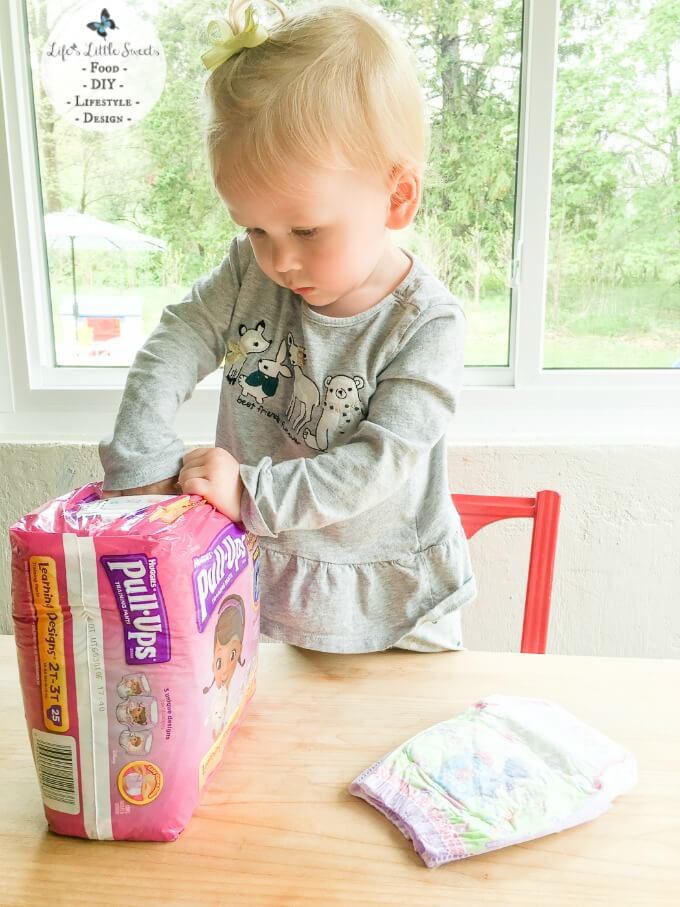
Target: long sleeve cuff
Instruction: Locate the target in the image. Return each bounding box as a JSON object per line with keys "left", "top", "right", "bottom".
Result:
{"left": 239, "top": 459, "right": 279, "bottom": 538}
{"left": 99, "top": 441, "right": 186, "bottom": 492}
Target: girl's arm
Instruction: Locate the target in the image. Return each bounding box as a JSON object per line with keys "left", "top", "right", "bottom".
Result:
{"left": 101, "top": 476, "right": 181, "bottom": 498}
{"left": 99, "top": 237, "right": 248, "bottom": 492}
{"left": 239, "top": 305, "right": 466, "bottom": 537}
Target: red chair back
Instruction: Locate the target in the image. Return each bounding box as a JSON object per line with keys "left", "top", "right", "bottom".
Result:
{"left": 451, "top": 491, "right": 561, "bottom": 654}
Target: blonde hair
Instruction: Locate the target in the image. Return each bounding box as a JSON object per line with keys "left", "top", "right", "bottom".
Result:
{"left": 203, "top": 0, "right": 430, "bottom": 197}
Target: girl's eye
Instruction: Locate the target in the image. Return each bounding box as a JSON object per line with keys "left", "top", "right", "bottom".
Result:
{"left": 245, "top": 227, "right": 318, "bottom": 238}
{"left": 230, "top": 649, "right": 236, "bottom": 662}
{"left": 215, "top": 657, "right": 222, "bottom": 670}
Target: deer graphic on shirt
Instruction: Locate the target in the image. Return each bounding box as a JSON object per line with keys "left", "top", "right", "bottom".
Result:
{"left": 285, "top": 333, "right": 320, "bottom": 433}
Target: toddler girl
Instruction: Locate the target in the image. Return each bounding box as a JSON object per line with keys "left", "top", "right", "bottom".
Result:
{"left": 100, "top": 0, "right": 476, "bottom": 653}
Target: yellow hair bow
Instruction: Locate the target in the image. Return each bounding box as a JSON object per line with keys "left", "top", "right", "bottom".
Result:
{"left": 201, "top": 5, "right": 269, "bottom": 71}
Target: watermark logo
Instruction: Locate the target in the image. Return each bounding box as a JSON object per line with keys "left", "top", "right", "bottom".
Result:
{"left": 87, "top": 8, "right": 118, "bottom": 39}
{"left": 41, "top": 1, "right": 166, "bottom": 132}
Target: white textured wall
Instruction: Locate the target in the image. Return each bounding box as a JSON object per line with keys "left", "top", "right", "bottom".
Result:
{"left": 1, "top": 443, "right": 679, "bottom": 658}
{"left": 451, "top": 445, "right": 680, "bottom": 658}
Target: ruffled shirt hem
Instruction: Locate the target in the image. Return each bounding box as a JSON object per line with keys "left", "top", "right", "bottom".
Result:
{"left": 256, "top": 532, "right": 477, "bottom": 653}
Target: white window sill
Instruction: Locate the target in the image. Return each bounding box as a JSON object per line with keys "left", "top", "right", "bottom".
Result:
{"left": 0, "top": 384, "right": 678, "bottom": 445}
{"left": 449, "top": 387, "right": 680, "bottom": 445}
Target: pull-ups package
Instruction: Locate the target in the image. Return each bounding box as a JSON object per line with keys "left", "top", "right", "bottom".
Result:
{"left": 10, "top": 483, "right": 260, "bottom": 841}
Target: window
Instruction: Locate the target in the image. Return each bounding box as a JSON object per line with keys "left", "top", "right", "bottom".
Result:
{"left": 25, "top": 0, "right": 230, "bottom": 367}
{"left": 547, "top": 0, "right": 680, "bottom": 369}
{"left": 388, "top": 0, "right": 524, "bottom": 367}
{"left": 1, "top": 0, "right": 678, "bottom": 442}
{"left": 22, "top": 0, "right": 525, "bottom": 369}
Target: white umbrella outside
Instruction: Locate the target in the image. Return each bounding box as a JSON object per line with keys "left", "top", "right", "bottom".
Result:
{"left": 44, "top": 209, "right": 167, "bottom": 340}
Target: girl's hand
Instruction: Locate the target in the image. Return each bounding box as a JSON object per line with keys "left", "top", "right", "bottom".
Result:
{"left": 179, "top": 446, "right": 244, "bottom": 522}
{"left": 102, "top": 476, "right": 181, "bottom": 498}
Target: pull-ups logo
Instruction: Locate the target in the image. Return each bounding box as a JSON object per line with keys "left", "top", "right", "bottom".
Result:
{"left": 192, "top": 525, "right": 249, "bottom": 632}
{"left": 102, "top": 554, "right": 171, "bottom": 665}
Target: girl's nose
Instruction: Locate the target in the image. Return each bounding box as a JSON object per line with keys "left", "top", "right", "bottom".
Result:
{"left": 270, "top": 238, "right": 300, "bottom": 274}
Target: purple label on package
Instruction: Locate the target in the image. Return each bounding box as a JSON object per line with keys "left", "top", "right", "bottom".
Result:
{"left": 101, "top": 554, "right": 171, "bottom": 665}
{"left": 192, "top": 524, "right": 248, "bottom": 632}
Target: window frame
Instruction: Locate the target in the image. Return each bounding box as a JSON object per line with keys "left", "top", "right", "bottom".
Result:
{"left": 0, "top": 0, "right": 678, "bottom": 443}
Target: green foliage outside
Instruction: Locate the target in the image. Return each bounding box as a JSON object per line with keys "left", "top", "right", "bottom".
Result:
{"left": 29, "top": 0, "right": 680, "bottom": 368}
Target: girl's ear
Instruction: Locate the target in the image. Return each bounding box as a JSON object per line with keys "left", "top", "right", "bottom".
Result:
{"left": 386, "top": 167, "right": 421, "bottom": 230}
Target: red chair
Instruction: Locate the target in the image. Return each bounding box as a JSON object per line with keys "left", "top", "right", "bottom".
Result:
{"left": 451, "top": 491, "right": 561, "bottom": 654}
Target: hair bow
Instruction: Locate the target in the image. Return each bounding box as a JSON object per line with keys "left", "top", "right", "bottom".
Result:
{"left": 201, "top": 5, "right": 269, "bottom": 70}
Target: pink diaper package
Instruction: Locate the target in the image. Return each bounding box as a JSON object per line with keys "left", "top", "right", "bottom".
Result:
{"left": 10, "top": 483, "right": 261, "bottom": 841}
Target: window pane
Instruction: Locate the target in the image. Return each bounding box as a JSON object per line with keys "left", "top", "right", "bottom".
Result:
{"left": 26, "top": 1, "right": 522, "bottom": 368}
{"left": 546, "top": 0, "right": 680, "bottom": 369}
{"left": 382, "top": 0, "right": 523, "bottom": 366}
{"left": 26, "top": 0, "right": 232, "bottom": 367}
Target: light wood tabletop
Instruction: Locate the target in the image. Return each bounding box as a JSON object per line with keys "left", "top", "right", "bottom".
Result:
{"left": 2, "top": 634, "right": 679, "bottom": 906}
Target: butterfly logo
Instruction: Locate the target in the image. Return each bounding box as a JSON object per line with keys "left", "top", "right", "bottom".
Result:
{"left": 87, "top": 8, "right": 118, "bottom": 39}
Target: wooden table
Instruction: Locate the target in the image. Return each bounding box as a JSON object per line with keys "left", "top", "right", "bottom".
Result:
{"left": 2, "top": 635, "right": 679, "bottom": 906}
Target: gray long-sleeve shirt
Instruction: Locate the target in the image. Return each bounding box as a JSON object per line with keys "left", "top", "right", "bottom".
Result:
{"left": 100, "top": 234, "right": 476, "bottom": 652}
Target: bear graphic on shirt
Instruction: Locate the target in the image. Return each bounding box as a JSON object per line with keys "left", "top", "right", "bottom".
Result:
{"left": 303, "top": 374, "right": 365, "bottom": 451}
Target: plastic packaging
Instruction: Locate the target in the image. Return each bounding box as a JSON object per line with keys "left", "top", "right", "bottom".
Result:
{"left": 10, "top": 483, "right": 260, "bottom": 841}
